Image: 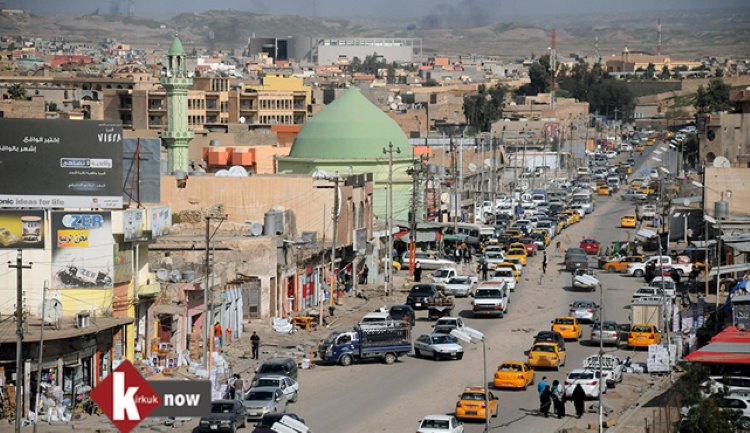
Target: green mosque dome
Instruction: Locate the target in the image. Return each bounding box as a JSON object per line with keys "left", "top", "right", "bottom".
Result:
{"left": 289, "top": 87, "right": 409, "bottom": 159}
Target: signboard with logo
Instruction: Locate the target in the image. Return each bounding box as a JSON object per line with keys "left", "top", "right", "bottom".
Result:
{"left": 353, "top": 227, "right": 367, "bottom": 251}
{"left": 0, "top": 210, "right": 45, "bottom": 249}
{"left": 0, "top": 118, "right": 123, "bottom": 209}
{"left": 51, "top": 211, "right": 114, "bottom": 289}
{"left": 149, "top": 206, "right": 172, "bottom": 238}
{"left": 124, "top": 209, "right": 147, "bottom": 242}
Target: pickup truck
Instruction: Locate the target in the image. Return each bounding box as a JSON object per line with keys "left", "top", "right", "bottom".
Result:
{"left": 583, "top": 354, "right": 623, "bottom": 388}
{"left": 626, "top": 256, "right": 693, "bottom": 278}
{"left": 318, "top": 325, "right": 412, "bottom": 366}
{"left": 431, "top": 267, "right": 457, "bottom": 284}
{"left": 638, "top": 204, "right": 657, "bottom": 220}
{"left": 489, "top": 268, "right": 517, "bottom": 292}
{"left": 471, "top": 282, "right": 509, "bottom": 318}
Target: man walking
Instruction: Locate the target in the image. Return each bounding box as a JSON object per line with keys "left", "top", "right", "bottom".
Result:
{"left": 542, "top": 251, "right": 548, "bottom": 274}
{"left": 414, "top": 261, "right": 423, "bottom": 282}
{"left": 250, "top": 331, "right": 260, "bottom": 360}
{"left": 214, "top": 322, "right": 223, "bottom": 350}
{"left": 481, "top": 260, "right": 489, "bottom": 281}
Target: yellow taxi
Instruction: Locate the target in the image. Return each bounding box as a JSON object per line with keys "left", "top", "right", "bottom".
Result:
{"left": 563, "top": 209, "right": 581, "bottom": 224}
{"left": 455, "top": 386, "right": 499, "bottom": 420}
{"left": 494, "top": 262, "right": 520, "bottom": 282}
{"left": 596, "top": 184, "right": 612, "bottom": 196}
{"left": 641, "top": 185, "right": 655, "bottom": 195}
{"left": 527, "top": 342, "right": 566, "bottom": 370}
{"left": 532, "top": 229, "right": 551, "bottom": 246}
{"left": 603, "top": 255, "right": 644, "bottom": 273}
{"left": 556, "top": 214, "right": 569, "bottom": 229}
{"left": 504, "top": 248, "right": 527, "bottom": 266}
{"left": 635, "top": 144, "right": 645, "bottom": 152}
{"left": 494, "top": 361, "right": 535, "bottom": 390}
{"left": 504, "top": 229, "right": 523, "bottom": 240}
{"left": 627, "top": 324, "right": 662, "bottom": 348}
{"left": 620, "top": 214, "right": 637, "bottom": 228}
{"left": 645, "top": 138, "right": 656, "bottom": 146}
{"left": 551, "top": 316, "right": 582, "bottom": 340}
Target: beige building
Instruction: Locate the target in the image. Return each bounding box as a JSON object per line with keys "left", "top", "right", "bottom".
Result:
{"left": 606, "top": 48, "right": 703, "bottom": 73}
{"left": 699, "top": 89, "right": 750, "bottom": 167}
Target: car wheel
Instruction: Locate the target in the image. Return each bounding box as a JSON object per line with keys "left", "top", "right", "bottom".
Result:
{"left": 606, "top": 266, "right": 616, "bottom": 273}
{"left": 340, "top": 354, "right": 353, "bottom": 366}
{"left": 457, "top": 353, "right": 464, "bottom": 360}
{"left": 433, "top": 351, "right": 439, "bottom": 361}
{"left": 493, "top": 407, "right": 499, "bottom": 418}
{"left": 739, "top": 417, "right": 750, "bottom": 430}
{"left": 634, "top": 269, "right": 644, "bottom": 277}
{"left": 384, "top": 353, "right": 397, "bottom": 365}
{"left": 230, "top": 424, "right": 237, "bottom": 433}
{"left": 291, "top": 390, "right": 298, "bottom": 403}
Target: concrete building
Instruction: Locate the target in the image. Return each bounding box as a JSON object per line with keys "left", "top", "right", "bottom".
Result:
{"left": 605, "top": 47, "right": 702, "bottom": 73}
{"left": 316, "top": 38, "right": 422, "bottom": 65}
{"left": 698, "top": 89, "right": 750, "bottom": 167}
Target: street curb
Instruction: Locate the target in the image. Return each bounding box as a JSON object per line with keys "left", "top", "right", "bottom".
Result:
{"left": 607, "top": 374, "right": 673, "bottom": 433}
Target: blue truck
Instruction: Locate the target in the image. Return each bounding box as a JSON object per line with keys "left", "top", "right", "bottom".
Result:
{"left": 318, "top": 325, "right": 412, "bottom": 366}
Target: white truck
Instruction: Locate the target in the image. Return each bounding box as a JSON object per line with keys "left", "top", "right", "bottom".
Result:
{"left": 583, "top": 354, "right": 623, "bottom": 388}
{"left": 626, "top": 255, "right": 694, "bottom": 278}
{"left": 471, "top": 282, "right": 509, "bottom": 318}
{"left": 489, "top": 268, "right": 517, "bottom": 292}
{"left": 431, "top": 267, "right": 457, "bottom": 284}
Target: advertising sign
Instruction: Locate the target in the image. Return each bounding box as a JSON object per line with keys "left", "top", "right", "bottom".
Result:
{"left": 0, "top": 210, "right": 45, "bottom": 249}
{"left": 124, "top": 209, "right": 147, "bottom": 242}
{"left": 52, "top": 211, "right": 114, "bottom": 289}
{"left": 0, "top": 118, "right": 123, "bottom": 209}
{"left": 353, "top": 227, "right": 368, "bottom": 251}
{"left": 149, "top": 207, "right": 172, "bottom": 238}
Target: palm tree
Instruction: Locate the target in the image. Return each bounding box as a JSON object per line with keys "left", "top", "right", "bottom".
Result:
{"left": 7, "top": 83, "right": 26, "bottom": 100}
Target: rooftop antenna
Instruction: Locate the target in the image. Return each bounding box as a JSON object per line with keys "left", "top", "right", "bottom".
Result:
{"left": 657, "top": 18, "right": 662, "bottom": 56}
{"left": 594, "top": 36, "right": 601, "bottom": 65}
{"left": 549, "top": 27, "right": 557, "bottom": 109}
{"left": 312, "top": 0, "right": 318, "bottom": 18}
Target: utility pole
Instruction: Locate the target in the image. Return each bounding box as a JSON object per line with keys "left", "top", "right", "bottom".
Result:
{"left": 408, "top": 157, "right": 426, "bottom": 275}
{"left": 598, "top": 281, "right": 604, "bottom": 433}
{"left": 330, "top": 175, "right": 340, "bottom": 306}
{"left": 33, "top": 281, "right": 47, "bottom": 433}
{"left": 203, "top": 212, "right": 225, "bottom": 370}
{"left": 9, "top": 249, "right": 31, "bottom": 433}
{"left": 490, "top": 132, "right": 497, "bottom": 223}
{"left": 383, "top": 143, "right": 400, "bottom": 295}
{"left": 451, "top": 134, "right": 458, "bottom": 233}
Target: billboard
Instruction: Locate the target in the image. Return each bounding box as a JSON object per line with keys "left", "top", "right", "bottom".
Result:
{"left": 122, "top": 138, "right": 161, "bottom": 204}
{"left": 0, "top": 118, "right": 123, "bottom": 209}
{"left": 149, "top": 207, "right": 172, "bottom": 238}
{"left": 51, "top": 211, "right": 114, "bottom": 289}
{"left": 124, "top": 209, "right": 148, "bottom": 242}
{"left": 0, "top": 210, "right": 45, "bottom": 249}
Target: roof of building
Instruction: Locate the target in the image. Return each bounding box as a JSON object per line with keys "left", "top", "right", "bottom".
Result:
{"left": 168, "top": 37, "right": 185, "bottom": 56}
{"left": 288, "top": 87, "right": 409, "bottom": 160}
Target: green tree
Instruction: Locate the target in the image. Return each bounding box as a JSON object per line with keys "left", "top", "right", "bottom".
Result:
{"left": 678, "top": 397, "right": 743, "bottom": 433}
{"left": 715, "top": 67, "right": 724, "bottom": 78}
{"left": 559, "top": 63, "right": 635, "bottom": 120}
{"left": 659, "top": 65, "right": 671, "bottom": 79}
{"left": 694, "top": 78, "right": 732, "bottom": 113}
{"left": 645, "top": 63, "right": 656, "bottom": 79}
{"left": 517, "top": 55, "right": 551, "bottom": 96}
{"left": 7, "top": 83, "right": 26, "bottom": 100}
{"left": 463, "top": 83, "right": 508, "bottom": 134}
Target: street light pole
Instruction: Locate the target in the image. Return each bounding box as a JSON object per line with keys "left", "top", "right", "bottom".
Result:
{"left": 598, "top": 282, "right": 604, "bottom": 433}
{"left": 483, "top": 336, "right": 489, "bottom": 433}
{"left": 383, "top": 143, "right": 400, "bottom": 295}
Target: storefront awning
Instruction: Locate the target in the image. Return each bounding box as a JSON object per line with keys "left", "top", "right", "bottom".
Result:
{"left": 0, "top": 316, "right": 133, "bottom": 344}
{"left": 708, "top": 263, "right": 750, "bottom": 277}
{"left": 397, "top": 232, "right": 439, "bottom": 243}
{"left": 683, "top": 326, "right": 750, "bottom": 364}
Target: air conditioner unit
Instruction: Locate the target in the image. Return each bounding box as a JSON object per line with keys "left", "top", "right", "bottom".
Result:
{"left": 76, "top": 311, "right": 91, "bottom": 328}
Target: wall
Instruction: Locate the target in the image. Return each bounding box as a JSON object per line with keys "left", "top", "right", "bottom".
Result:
{"left": 700, "top": 112, "right": 750, "bottom": 166}
{"left": 0, "top": 95, "right": 45, "bottom": 118}
{"left": 704, "top": 167, "right": 750, "bottom": 219}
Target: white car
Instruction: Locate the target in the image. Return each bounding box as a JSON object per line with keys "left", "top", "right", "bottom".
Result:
{"left": 432, "top": 316, "right": 466, "bottom": 334}
{"left": 442, "top": 276, "right": 477, "bottom": 297}
{"left": 484, "top": 251, "right": 506, "bottom": 268}
{"left": 564, "top": 369, "right": 606, "bottom": 399}
{"left": 649, "top": 277, "right": 676, "bottom": 297}
{"left": 403, "top": 252, "right": 456, "bottom": 271}
{"left": 250, "top": 375, "right": 299, "bottom": 403}
{"left": 417, "top": 414, "right": 464, "bottom": 433}
{"left": 431, "top": 267, "right": 458, "bottom": 284}
{"left": 700, "top": 376, "right": 750, "bottom": 398}
{"left": 414, "top": 333, "right": 464, "bottom": 361}
{"left": 632, "top": 286, "right": 667, "bottom": 302}
{"left": 489, "top": 268, "right": 516, "bottom": 291}
{"left": 604, "top": 150, "right": 618, "bottom": 159}
{"left": 583, "top": 354, "right": 623, "bottom": 388}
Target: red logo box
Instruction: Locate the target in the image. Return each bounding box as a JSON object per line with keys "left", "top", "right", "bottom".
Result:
{"left": 90, "top": 360, "right": 161, "bottom": 433}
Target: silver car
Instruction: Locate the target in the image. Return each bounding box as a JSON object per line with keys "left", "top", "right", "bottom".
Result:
{"left": 242, "top": 386, "right": 287, "bottom": 422}
{"left": 414, "top": 333, "right": 464, "bottom": 361}
{"left": 568, "top": 300, "right": 599, "bottom": 323}
{"left": 590, "top": 320, "right": 623, "bottom": 346}
{"left": 442, "top": 276, "right": 476, "bottom": 297}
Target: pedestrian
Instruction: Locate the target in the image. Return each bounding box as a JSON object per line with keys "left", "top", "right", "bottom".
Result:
{"left": 481, "top": 260, "right": 489, "bottom": 281}
{"left": 414, "top": 261, "right": 422, "bottom": 282}
{"left": 455, "top": 246, "right": 462, "bottom": 264}
{"left": 537, "top": 376, "right": 548, "bottom": 396}
{"left": 227, "top": 374, "right": 237, "bottom": 399}
{"left": 572, "top": 384, "right": 586, "bottom": 418}
{"left": 463, "top": 247, "right": 471, "bottom": 264}
{"left": 360, "top": 264, "right": 369, "bottom": 285}
{"left": 542, "top": 251, "right": 548, "bottom": 274}
{"left": 250, "top": 331, "right": 260, "bottom": 359}
{"left": 540, "top": 385, "right": 552, "bottom": 417}
{"left": 552, "top": 380, "right": 566, "bottom": 418}
{"left": 234, "top": 374, "right": 245, "bottom": 399}
{"left": 214, "top": 322, "right": 222, "bottom": 349}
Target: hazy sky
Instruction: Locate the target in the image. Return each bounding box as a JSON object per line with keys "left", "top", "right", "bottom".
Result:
{"left": 10, "top": 0, "right": 748, "bottom": 19}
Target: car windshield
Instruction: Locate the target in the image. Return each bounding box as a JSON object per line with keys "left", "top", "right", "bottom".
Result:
{"left": 499, "top": 364, "right": 523, "bottom": 372}
{"left": 486, "top": 252, "right": 503, "bottom": 259}
{"left": 593, "top": 322, "right": 616, "bottom": 331}
{"left": 255, "top": 378, "right": 280, "bottom": 387}
{"left": 568, "top": 372, "right": 595, "bottom": 380}
{"left": 431, "top": 335, "right": 458, "bottom": 345}
{"left": 448, "top": 277, "right": 469, "bottom": 284}
{"left": 421, "top": 419, "right": 450, "bottom": 429}
{"left": 475, "top": 289, "right": 502, "bottom": 298}
{"left": 532, "top": 345, "right": 555, "bottom": 353}
{"left": 211, "top": 403, "right": 236, "bottom": 414}
{"left": 411, "top": 285, "right": 435, "bottom": 295}
{"left": 494, "top": 270, "right": 513, "bottom": 277}
{"left": 246, "top": 391, "right": 274, "bottom": 401}
{"left": 555, "top": 318, "right": 575, "bottom": 325}
{"left": 632, "top": 325, "right": 653, "bottom": 333}
{"left": 462, "top": 392, "right": 486, "bottom": 401}
{"left": 571, "top": 302, "right": 593, "bottom": 308}
{"left": 258, "top": 364, "right": 286, "bottom": 375}
{"left": 434, "top": 269, "right": 451, "bottom": 277}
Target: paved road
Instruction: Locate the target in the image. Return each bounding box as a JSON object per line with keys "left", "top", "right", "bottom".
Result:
{"left": 294, "top": 150, "right": 662, "bottom": 433}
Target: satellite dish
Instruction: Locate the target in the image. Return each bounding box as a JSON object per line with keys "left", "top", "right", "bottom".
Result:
{"left": 215, "top": 169, "right": 230, "bottom": 177}
{"left": 240, "top": 116, "right": 246, "bottom": 124}
{"left": 169, "top": 270, "right": 182, "bottom": 283}
{"left": 468, "top": 163, "right": 477, "bottom": 173}
{"left": 228, "top": 166, "right": 249, "bottom": 177}
{"left": 390, "top": 103, "right": 398, "bottom": 110}
{"left": 440, "top": 193, "right": 450, "bottom": 204}
{"left": 484, "top": 159, "right": 492, "bottom": 168}
{"left": 156, "top": 269, "right": 170, "bottom": 281}
{"left": 39, "top": 299, "right": 63, "bottom": 326}
{"left": 251, "top": 222, "right": 263, "bottom": 236}
{"left": 713, "top": 156, "right": 730, "bottom": 168}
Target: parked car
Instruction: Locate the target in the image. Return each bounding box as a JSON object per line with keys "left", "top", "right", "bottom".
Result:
{"left": 388, "top": 304, "right": 416, "bottom": 327}
{"left": 432, "top": 316, "right": 466, "bottom": 334}
{"left": 251, "top": 413, "right": 305, "bottom": 433}
{"left": 199, "top": 400, "right": 246, "bottom": 433}
{"left": 590, "top": 320, "right": 625, "bottom": 346}
{"left": 568, "top": 300, "right": 599, "bottom": 323}
{"left": 406, "top": 284, "right": 440, "bottom": 310}
{"left": 414, "top": 333, "right": 464, "bottom": 360}
{"left": 359, "top": 310, "right": 400, "bottom": 328}
{"left": 649, "top": 276, "right": 676, "bottom": 297}
{"left": 417, "top": 414, "right": 465, "bottom": 433}
{"left": 564, "top": 369, "right": 606, "bottom": 398}
{"left": 242, "top": 387, "right": 287, "bottom": 422}
{"left": 442, "top": 276, "right": 477, "bottom": 297}
{"left": 250, "top": 375, "right": 299, "bottom": 404}
{"left": 699, "top": 376, "right": 750, "bottom": 398}
{"left": 627, "top": 324, "right": 661, "bottom": 348}
{"left": 402, "top": 251, "right": 456, "bottom": 270}
{"left": 533, "top": 330, "right": 566, "bottom": 351}
{"left": 631, "top": 286, "right": 667, "bottom": 302}
{"left": 253, "top": 358, "right": 298, "bottom": 382}
{"left": 602, "top": 255, "right": 644, "bottom": 273}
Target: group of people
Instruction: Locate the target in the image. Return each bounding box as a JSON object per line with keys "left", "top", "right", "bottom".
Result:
{"left": 537, "top": 376, "right": 588, "bottom": 419}
{"left": 451, "top": 243, "right": 474, "bottom": 264}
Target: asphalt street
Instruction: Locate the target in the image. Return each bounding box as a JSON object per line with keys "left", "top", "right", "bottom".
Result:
{"left": 294, "top": 146, "right": 669, "bottom": 433}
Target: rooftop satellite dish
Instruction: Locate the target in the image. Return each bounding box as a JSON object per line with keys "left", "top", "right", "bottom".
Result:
{"left": 251, "top": 222, "right": 263, "bottom": 236}
{"left": 390, "top": 103, "right": 398, "bottom": 110}
{"left": 440, "top": 193, "right": 450, "bottom": 204}
{"left": 169, "top": 270, "right": 181, "bottom": 283}
{"left": 468, "top": 163, "right": 477, "bottom": 173}
{"left": 39, "top": 299, "right": 63, "bottom": 327}
{"left": 215, "top": 169, "right": 230, "bottom": 177}
{"left": 228, "top": 166, "right": 249, "bottom": 177}
{"left": 156, "top": 269, "right": 169, "bottom": 281}
{"left": 240, "top": 116, "right": 247, "bottom": 124}
{"left": 484, "top": 159, "right": 492, "bottom": 168}
{"left": 713, "top": 156, "right": 730, "bottom": 168}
